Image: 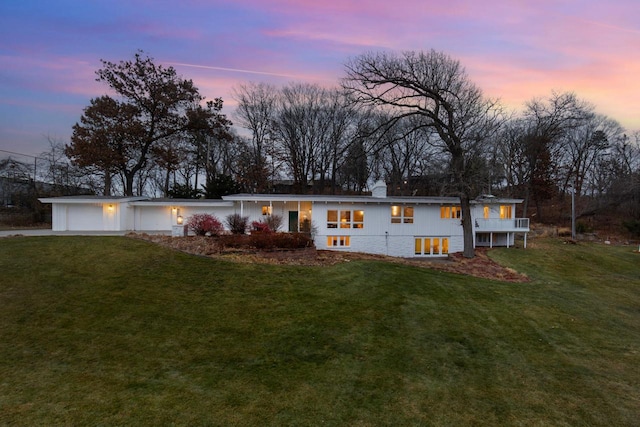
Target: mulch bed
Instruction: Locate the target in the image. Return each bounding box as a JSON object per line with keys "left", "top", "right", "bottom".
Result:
{"left": 128, "top": 233, "right": 529, "bottom": 283}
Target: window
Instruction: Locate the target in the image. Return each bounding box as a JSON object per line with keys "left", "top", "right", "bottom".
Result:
{"left": 414, "top": 237, "right": 449, "bottom": 256}
{"left": 440, "top": 206, "right": 462, "bottom": 219}
{"left": 327, "top": 210, "right": 338, "bottom": 228}
{"left": 340, "top": 210, "right": 351, "bottom": 228}
{"left": 327, "top": 236, "right": 350, "bottom": 247}
{"left": 483, "top": 206, "right": 490, "bottom": 219}
{"left": 353, "top": 210, "right": 364, "bottom": 229}
{"left": 477, "top": 233, "right": 490, "bottom": 243}
{"left": 327, "top": 209, "right": 364, "bottom": 229}
{"left": 500, "top": 205, "right": 512, "bottom": 219}
{"left": 391, "top": 205, "right": 414, "bottom": 223}
{"left": 262, "top": 205, "right": 272, "bottom": 215}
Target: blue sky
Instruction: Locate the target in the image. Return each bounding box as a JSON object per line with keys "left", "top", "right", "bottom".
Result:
{"left": 1, "top": 0, "right": 638, "bottom": 158}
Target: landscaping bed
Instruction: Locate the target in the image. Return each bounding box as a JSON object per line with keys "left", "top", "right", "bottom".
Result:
{"left": 130, "top": 233, "right": 529, "bottom": 282}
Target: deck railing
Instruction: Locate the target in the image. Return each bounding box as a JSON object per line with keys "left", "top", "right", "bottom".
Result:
{"left": 475, "top": 218, "right": 530, "bottom": 232}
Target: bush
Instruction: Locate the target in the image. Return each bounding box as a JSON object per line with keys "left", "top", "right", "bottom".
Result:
{"left": 263, "top": 214, "right": 283, "bottom": 232}
{"left": 249, "top": 232, "right": 313, "bottom": 250}
{"left": 576, "top": 221, "right": 590, "bottom": 234}
{"left": 225, "top": 213, "right": 249, "bottom": 234}
{"left": 187, "top": 213, "right": 223, "bottom": 236}
{"left": 251, "top": 220, "right": 271, "bottom": 233}
{"left": 623, "top": 219, "right": 640, "bottom": 237}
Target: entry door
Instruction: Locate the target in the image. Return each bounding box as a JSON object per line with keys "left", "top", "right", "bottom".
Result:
{"left": 288, "top": 211, "right": 299, "bottom": 232}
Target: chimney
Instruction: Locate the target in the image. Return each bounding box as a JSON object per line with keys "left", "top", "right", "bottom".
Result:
{"left": 371, "top": 180, "right": 387, "bottom": 198}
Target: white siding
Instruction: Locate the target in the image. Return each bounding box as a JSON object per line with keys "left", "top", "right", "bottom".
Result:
{"left": 313, "top": 202, "right": 465, "bottom": 257}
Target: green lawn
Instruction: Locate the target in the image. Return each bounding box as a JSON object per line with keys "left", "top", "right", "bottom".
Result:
{"left": 0, "top": 236, "right": 638, "bottom": 426}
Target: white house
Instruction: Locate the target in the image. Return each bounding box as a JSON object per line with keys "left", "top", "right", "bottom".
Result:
{"left": 39, "top": 181, "right": 529, "bottom": 258}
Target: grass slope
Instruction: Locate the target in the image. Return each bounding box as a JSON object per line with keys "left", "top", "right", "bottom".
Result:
{"left": 0, "top": 236, "right": 638, "bottom": 426}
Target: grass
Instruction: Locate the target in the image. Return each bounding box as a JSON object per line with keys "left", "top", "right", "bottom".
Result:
{"left": 0, "top": 236, "right": 639, "bottom": 426}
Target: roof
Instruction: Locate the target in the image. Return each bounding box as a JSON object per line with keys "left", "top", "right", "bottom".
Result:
{"left": 223, "top": 193, "right": 523, "bottom": 205}
{"left": 130, "top": 198, "right": 234, "bottom": 207}
{"left": 39, "top": 194, "right": 524, "bottom": 205}
{"left": 38, "top": 195, "right": 148, "bottom": 204}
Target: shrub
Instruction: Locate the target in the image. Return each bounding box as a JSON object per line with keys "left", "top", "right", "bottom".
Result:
{"left": 576, "top": 221, "right": 590, "bottom": 234}
{"left": 249, "top": 232, "right": 313, "bottom": 250}
{"left": 623, "top": 219, "right": 640, "bottom": 237}
{"left": 187, "top": 213, "right": 223, "bottom": 236}
{"left": 251, "top": 220, "right": 271, "bottom": 233}
{"left": 225, "top": 213, "right": 249, "bottom": 234}
{"left": 263, "top": 214, "right": 283, "bottom": 232}
{"left": 217, "top": 234, "right": 251, "bottom": 249}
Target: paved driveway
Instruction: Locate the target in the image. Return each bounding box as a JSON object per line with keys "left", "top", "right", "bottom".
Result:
{"left": 0, "top": 229, "right": 168, "bottom": 237}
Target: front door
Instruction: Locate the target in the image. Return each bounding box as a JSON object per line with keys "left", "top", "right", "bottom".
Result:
{"left": 288, "top": 211, "right": 299, "bottom": 232}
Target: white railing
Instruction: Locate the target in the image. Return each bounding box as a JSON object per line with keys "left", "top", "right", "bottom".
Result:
{"left": 475, "top": 218, "right": 530, "bottom": 232}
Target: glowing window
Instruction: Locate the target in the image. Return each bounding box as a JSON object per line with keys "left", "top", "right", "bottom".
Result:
{"left": 328, "top": 209, "right": 364, "bottom": 229}
{"left": 500, "top": 205, "right": 512, "bottom": 219}
{"left": 414, "top": 237, "right": 449, "bottom": 256}
{"left": 262, "top": 205, "right": 272, "bottom": 215}
{"left": 441, "top": 206, "right": 462, "bottom": 219}
{"left": 327, "top": 236, "right": 350, "bottom": 247}
{"left": 353, "top": 210, "right": 364, "bottom": 229}
{"left": 327, "top": 210, "right": 338, "bottom": 228}
{"left": 391, "top": 205, "right": 414, "bottom": 223}
{"left": 340, "top": 210, "right": 351, "bottom": 228}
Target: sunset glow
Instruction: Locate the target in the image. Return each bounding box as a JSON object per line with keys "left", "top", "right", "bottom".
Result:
{"left": 1, "top": 0, "right": 638, "bottom": 155}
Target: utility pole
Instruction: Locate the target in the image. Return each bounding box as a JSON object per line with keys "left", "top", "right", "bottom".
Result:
{"left": 571, "top": 188, "right": 576, "bottom": 240}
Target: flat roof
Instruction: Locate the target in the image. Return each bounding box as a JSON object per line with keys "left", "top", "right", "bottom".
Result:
{"left": 39, "top": 194, "right": 523, "bottom": 205}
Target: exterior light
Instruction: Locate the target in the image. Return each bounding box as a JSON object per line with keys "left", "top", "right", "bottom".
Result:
{"left": 107, "top": 204, "right": 114, "bottom": 211}
{"left": 177, "top": 215, "right": 184, "bottom": 225}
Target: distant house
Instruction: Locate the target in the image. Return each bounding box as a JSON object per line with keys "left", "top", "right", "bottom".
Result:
{"left": 39, "top": 181, "right": 529, "bottom": 257}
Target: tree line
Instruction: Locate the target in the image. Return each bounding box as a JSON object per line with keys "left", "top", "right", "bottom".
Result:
{"left": 2, "top": 50, "right": 639, "bottom": 255}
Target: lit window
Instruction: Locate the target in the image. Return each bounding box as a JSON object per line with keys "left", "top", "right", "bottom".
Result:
{"left": 327, "top": 210, "right": 338, "bottom": 228}
{"left": 500, "top": 205, "right": 512, "bottom": 219}
{"left": 262, "top": 205, "right": 272, "bottom": 215}
{"left": 353, "top": 210, "right": 364, "bottom": 229}
{"left": 483, "top": 206, "right": 489, "bottom": 219}
{"left": 327, "top": 236, "right": 350, "bottom": 247}
{"left": 328, "top": 209, "right": 364, "bottom": 229}
{"left": 414, "top": 238, "right": 422, "bottom": 255}
{"left": 340, "top": 210, "right": 351, "bottom": 228}
{"left": 441, "top": 206, "right": 462, "bottom": 219}
{"left": 391, "top": 205, "right": 414, "bottom": 223}
{"left": 414, "top": 237, "right": 449, "bottom": 256}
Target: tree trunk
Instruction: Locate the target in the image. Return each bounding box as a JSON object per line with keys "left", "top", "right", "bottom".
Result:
{"left": 164, "top": 167, "right": 171, "bottom": 197}
{"left": 460, "top": 193, "right": 475, "bottom": 258}
{"left": 103, "top": 171, "right": 112, "bottom": 196}
{"left": 125, "top": 172, "right": 135, "bottom": 196}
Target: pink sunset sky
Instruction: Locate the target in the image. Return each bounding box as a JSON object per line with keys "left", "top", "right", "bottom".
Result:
{"left": 1, "top": 0, "right": 638, "bottom": 157}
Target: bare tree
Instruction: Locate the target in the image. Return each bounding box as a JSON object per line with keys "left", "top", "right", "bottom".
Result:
{"left": 272, "top": 83, "right": 327, "bottom": 193}
{"left": 343, "top": 49, "right": 504, "bottom": 258}
{"left": 561, "top": 114, "right": 623, "bottom": 197}
{"left": 233, "top": 82, "right": 278, "bottom": 191}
